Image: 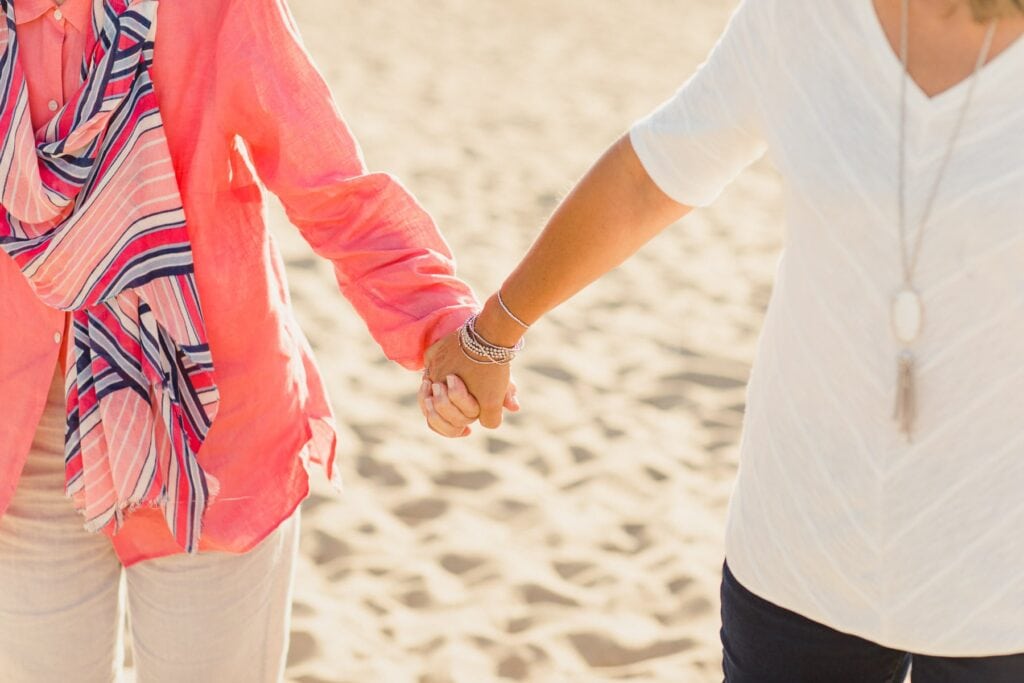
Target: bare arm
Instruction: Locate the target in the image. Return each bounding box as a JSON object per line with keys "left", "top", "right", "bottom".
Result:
{"left": 477, "top": 132, "right": 690, "bottom": 346}
{"left": 423, "top": 133, "right": 691, "bottom": 429}
{"left": 422, "top": 0, "right": 770, "bottom": 436}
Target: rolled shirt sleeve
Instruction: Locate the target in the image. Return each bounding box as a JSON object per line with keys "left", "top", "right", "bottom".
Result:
{"left": 629, "top": 0, "right": 772, "bottom": 208}
{"left": 217, "top": 0, "right": 479, "bottom": 370}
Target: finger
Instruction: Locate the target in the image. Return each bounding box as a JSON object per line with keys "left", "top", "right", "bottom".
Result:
{"left": 503, "top": 378, "right": 520, "bottom": 412}
{"left": 417, "top": 378, "right": 432, "bottom": 420}
{"left": 425, "top": 397, "right": 462, "bottom": 438}
{"left": 424, "top": 396, "right": 471, "bottom": 438}
{"left": 445, "top": 375, "right": 481, "bottom": 419}
{"left": 430, "top": 382, "right": 473, "bottom": 427}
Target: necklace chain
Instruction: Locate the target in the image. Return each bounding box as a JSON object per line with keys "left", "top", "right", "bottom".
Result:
{"left": 890, "top": 0, "right": 998, "bottom": 441}
{"left": 896, "top": 0, "right": 997, "bottom": 287}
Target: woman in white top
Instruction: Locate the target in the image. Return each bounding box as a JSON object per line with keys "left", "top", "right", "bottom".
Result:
{"left": 420, "top": 0, "right": 1024, "bottom": 680}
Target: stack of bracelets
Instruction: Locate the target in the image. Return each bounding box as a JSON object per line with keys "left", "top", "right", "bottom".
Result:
{"left": 457, "top": 291, "right": 530, "bottom": 365}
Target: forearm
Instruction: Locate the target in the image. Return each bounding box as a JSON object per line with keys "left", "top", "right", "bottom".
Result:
{"left": 475, "top": 133, "right": 692, "bottom": 345}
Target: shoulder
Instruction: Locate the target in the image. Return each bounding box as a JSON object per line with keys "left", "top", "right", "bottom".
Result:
{"left": 154, "top": 0, "right": 300, "bottom": 48}
{"left": 153, "top": 0, "right": 232, "bottom": 39}
{"left": 720, "top": 0, "right": 843, "bottom": 61}
{"left": 728, "top": 0, "right": 846, "bottom": 35}
{"left": 750, "top": 0, "right": 859, "bottom": 37}
{"left": 153, "top": 0, "right": 281, "bottom": 33}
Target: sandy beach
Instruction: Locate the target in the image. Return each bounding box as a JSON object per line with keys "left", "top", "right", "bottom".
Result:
{"left": 273, "top": 1, "right": 784, "bottom": 681}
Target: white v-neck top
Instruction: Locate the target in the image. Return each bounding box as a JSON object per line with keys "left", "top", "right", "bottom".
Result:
{"left": 630, "top": 0, "right": 1024, "bottom": 656}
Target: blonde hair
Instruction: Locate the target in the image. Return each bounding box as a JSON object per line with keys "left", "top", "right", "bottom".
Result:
{"left": 970, "top": 0, "right": 1024, "bottom": 19}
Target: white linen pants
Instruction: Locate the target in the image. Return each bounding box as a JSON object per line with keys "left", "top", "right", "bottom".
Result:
{"left": 0, "top": 369, "right": 300, "bottom": 683}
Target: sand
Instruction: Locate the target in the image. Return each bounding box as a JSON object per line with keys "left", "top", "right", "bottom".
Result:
{"left": 272, "top": 1, "right": 784, "bottom": 681}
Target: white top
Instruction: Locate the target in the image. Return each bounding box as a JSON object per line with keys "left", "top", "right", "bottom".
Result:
{"left": 630, "top": 0, "right": 1024, "bottom": 656}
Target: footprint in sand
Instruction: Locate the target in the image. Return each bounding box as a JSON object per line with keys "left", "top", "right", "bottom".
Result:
{"left": 440, "top": 553, "right": 487, "bottom": 575}
{"left": 567, "top": 632, "right": 698, "bottom": 668}
{"left": 392, "top": 497, "right": 449, "bottom": 525}
{"left": 432, "top": 468, "right": 498, "bottom": 489}
{"left": 286, "top": 630, "right": 318, "bottom": 667}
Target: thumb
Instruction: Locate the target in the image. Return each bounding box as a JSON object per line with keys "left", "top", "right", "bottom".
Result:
{"left": 478, "top": 400, "right": 504, "bottom": 429}
{"left": 423, "top": 337, "right": 441, "bottom": 366}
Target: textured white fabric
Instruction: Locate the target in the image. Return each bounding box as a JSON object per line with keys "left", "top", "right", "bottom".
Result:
{"left": 0, "top": 368, "right": 301, "bottom": 682}
{"left": 630, "top": 0, "right": 1024, "bottom": 656}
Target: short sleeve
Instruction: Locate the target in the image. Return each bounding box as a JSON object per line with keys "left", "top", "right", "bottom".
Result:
{"left": 629, "top": 0, "right": 772, "bottom": 207}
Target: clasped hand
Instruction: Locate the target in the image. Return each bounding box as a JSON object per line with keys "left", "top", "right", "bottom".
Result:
{"left": 417, "top": 328, "right": 520, "bottom": 438}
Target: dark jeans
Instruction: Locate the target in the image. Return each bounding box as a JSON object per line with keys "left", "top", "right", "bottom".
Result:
{"left": 719, "top": 560, "right": 1024, "bottom": 683}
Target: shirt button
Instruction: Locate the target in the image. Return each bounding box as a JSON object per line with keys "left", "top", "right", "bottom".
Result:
{"left": 47, "top": 99, "right": 58, "bottom": 112}
{"left": 53, "top": 8, "right": 63, "bottom": 21}
{"left": 54, "top": 331, "right": 62, "bottom": 344}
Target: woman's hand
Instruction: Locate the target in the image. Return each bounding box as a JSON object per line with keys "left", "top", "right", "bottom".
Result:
{"left": 418, "top": 134, "right": 689, "bottom": 437}
{"left": 417, "top": 374, "right": 475, "bottom": 438}
{"left": 420, "top": 330, "right": 520, "bottom": 433}
{"left": 417, "top": 372, "right": 519, "bottom": 437}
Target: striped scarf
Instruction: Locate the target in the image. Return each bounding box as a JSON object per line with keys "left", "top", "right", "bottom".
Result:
{"left": 0, "top": 0, "right": 220, "bottom": 552}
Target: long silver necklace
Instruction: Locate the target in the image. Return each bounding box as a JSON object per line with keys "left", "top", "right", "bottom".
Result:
{"left": 891, "top": 0, "right": 997, "bottom": 441}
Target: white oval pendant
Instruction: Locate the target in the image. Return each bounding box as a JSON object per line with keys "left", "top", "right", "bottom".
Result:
{"left": 891, "top": 288, "right": 923, "bottom": 344}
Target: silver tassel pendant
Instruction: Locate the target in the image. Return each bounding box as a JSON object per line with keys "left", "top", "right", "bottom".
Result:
{"left": 893, "top": 348, "right": 916, "bottom": 442}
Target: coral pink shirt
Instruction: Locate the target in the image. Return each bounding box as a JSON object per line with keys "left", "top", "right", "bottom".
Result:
{"left": 1, "top": 0, "right": 478, "bottom": 565}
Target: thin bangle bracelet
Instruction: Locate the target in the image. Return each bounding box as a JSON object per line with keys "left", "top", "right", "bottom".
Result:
{"left": 497, "top": 290, "right": 531, "bottom": 330}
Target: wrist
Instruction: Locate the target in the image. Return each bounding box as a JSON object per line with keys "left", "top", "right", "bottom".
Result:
{"left": 476, "top": 295, "right": 527, "bottom": 348}
{"left": 457, "top": 313, "right": 523, "bottom": 366}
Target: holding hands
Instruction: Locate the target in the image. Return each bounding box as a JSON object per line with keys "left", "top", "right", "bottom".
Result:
{"left": 416, "top": 135, "right": 689, "bottom": 439}
{"left": 418, "top": 293, "right": 529, "bottom": 438}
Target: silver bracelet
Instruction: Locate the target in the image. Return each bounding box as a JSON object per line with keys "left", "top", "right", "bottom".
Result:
{"left": 458, "top": 333, "right": 507, "bottom": 365}
{"left": 458, "top": 325, "right": 511, "bottom": 365}
{"left": 497, "top": 290, "right": 531, "bottom": 330}
{"left": 460, "top": 324, "right": 517, "bottom": 363}
{"left": 457, "top": 315, "right": 523, "bottom": 365}
{"left": 470, "top": 315, "right": 525, "bottom": 354}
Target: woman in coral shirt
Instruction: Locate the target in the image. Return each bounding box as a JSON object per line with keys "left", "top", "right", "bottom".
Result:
{"left": 0, "top": 0, "right": 490, "bottom": 680}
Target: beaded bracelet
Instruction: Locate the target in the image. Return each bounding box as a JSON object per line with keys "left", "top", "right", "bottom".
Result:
{"left": 458, "top": 334, "right": 505, "bottom": 365}
{"left": 457, "top": 315, "right": 524, "bottom": 365}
